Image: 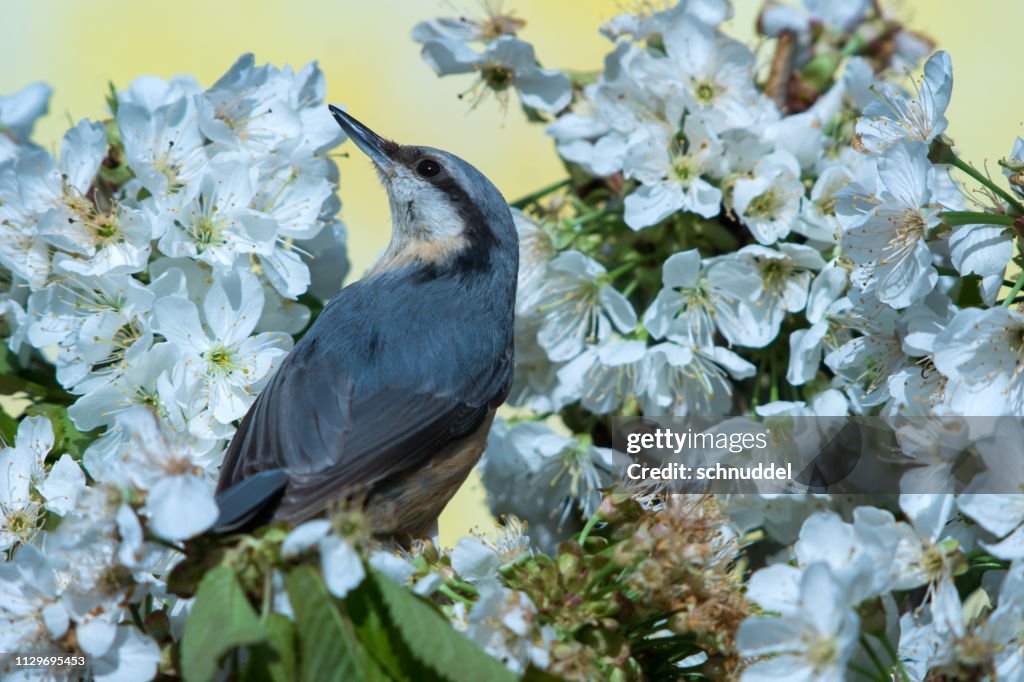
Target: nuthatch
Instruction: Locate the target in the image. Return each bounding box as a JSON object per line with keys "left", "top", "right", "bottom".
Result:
{"left": 213, "top": 106, "right": 517, "bottom": 541}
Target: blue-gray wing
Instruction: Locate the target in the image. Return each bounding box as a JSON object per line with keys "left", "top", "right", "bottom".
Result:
{"left": 215, "top": 327, "right": 512, "bottom": 526}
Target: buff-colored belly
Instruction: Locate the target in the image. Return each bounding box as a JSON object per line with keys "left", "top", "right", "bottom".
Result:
{"left": 364, "top": 411, "right": 495, "bottom": 541}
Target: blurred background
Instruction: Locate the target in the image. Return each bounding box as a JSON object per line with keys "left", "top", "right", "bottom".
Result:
{"left": 3, "top": 0, "right": 1023, "bottom": 545}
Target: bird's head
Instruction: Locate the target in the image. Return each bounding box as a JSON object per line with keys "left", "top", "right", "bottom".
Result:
{"left": 329, "top": 105, "right": 517, "bottom": 277}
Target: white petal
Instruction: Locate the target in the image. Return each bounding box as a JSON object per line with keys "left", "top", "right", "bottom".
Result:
{"left": 42, "top": 602, "right": 69, "bottom": 639}
{"left": 661, "top": 250, "right": 702, "bottom": 289}
{"left": 77, "top": 619, "right": 118, "bottom": 656}
{"left": 368, "top": 551, "right": 415, "bottom": 585}
{"left": 420, "top": 38, "right": 479, "bottom": 76}
{"left": 799, "top": 563, "right": 849, "bottom": 634}
{"left": 144, "top": 474, "right": 218, "bottom": 541}
{"left": 451, "top": 536, "right": 501, "bottom": 583}
{"left": 736, "top": 616, "right": 804, "bottom": 656}
{"left": 949, "top": 225, "right": 1013, "bottom": 277}
{"left": 60, "top": 120, "right": 107, "bottom": 192}
{"left": 92, "top": 627, "right": 160, "bottom": 682}
{"left": 319, "top": 535, "right": 365, "bottom": 598}
{"left": 982, "top": 525, "right": 1024, "bottom": 561}
{"left": 116, "top": 504, "right": 144, "bottom": 568}
{"left": 899, "top": 494, "right": 953, "bottom": 542}
{"left": 624, "top": 182, "right": 685, "bottom": 230}
{"left": 710, "top": 346, "right": 756, "bottom": 379}
{"left": 38, "top": 454, "right": 86, "bottom": 516}
{"left": 281, "top": 519, "right": 331, "bottom": 558}
{"left": 958, "top": 494, "right": 1024, "bottom": 537}
{"left": 0, "top": 82, "right": 51, "bottom": 140}
{"left": 515, "top": 68, "right": 572, "bottom": 113}
{"left": 203, "top": 269, "right": 263, "bottom": 342}
{"left": 787, "top": 323, "right": 827, "bottom": 386}
{"left": 16, "top": 414, "right": 54, "bottom": 462}
{"left": 878, "top": 141, "right": 930, "bottom": 207}
{"left": 153, "top": 296, "right": 208, "bottom": 354}
{"left": 747, "top": 564, "right": 802, "bottom": 614}
{"left": 598, "top": 285, "right": 638, "bottom": 333}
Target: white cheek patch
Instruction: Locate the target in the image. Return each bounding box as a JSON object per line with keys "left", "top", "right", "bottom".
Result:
{"left": 387, "top": 168, "right": 465, "bottom": 240}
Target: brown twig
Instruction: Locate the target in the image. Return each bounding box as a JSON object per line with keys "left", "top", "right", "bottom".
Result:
{"left": 765, "top": 31, "right": 797, "bottom": 113}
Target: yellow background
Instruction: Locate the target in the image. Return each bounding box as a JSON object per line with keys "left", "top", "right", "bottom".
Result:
{"left": 3, "top": 1, "right": 1022, "bottom": 545}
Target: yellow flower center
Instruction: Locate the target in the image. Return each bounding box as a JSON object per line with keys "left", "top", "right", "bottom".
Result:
{"left": 747, "top": 190, "right": 777, "bottom": 219}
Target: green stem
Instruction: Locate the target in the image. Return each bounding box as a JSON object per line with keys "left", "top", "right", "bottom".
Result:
{"left": 448, "top": 577, "right": 479, "bottom": 597}
{"left": 438, "top": 584, "right": 473, "bottom": 606}
{"left": 860, "top": 635, "right": 889, "bottom": 680}
{"left": 840, "top": 34, "right": 866, "bottom": 58}
{"left": 941, "top": 211, "right": 1016, "bottom": 227}
{"left": 875, "top": 634, "right": 910, "bottom": 682}
{"left": 606, "top": 258, "right": 643, "bottom": 280}
{"left": 587, "top": 559, "right": 623, "bottom": 590}
{"left": 260, "top": 563, "right": 273, "bottom": 621}
{"left": 769, "top": 349, "right": 780, "bottom": 404}
{"left": 947, "top": 154, "right": 1024, "bottom": 214}
{"left": 578, "top": 512, "right": 603, "bottom": 547}
{"left": 847, "top": 661, "right": 883, "bottom": 681}
{"left": 1002, "top": 270, "right": 1024, "bottom": 308}
{"left": 129, "top": 604, "right": 146, "bottom": 632}
{"left": 571, "top": 209, "right": 608, "bottom": 227}
{"left": 510, "top": 178, "right": 570, "bottom": 209}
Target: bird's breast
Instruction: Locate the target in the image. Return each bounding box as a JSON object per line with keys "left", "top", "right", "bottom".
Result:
{"left": 367, "top": 233, "right": 467, "bottom": 276}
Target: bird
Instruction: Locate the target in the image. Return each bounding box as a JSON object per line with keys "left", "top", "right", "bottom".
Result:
{"left": 212, "top": 106, "right": 518, "bottom": 543}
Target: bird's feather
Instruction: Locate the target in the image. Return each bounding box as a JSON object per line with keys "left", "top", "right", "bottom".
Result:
{"left": 213, "top": 469, "right": 290, "bottom": 532}
{"left": 216, "top": 265, "right": 514, "bottom": 525}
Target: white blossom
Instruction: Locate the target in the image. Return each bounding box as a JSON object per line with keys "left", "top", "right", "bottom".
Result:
{"left": 418, "top": 35, "right": 571, "bottom": 113}
{"left": 152, "top": 269, "right": 291, "bottom": 426}
{"left": 623, "top": 117, "right": 724, "bottom": 229}
{"left": 855, "top": 51, "right": 952, "bottom": 154}
{"left": 525, "top": 250, "right": 636, "bottom": 363}
{"left": 738, "top": 562, "right": 860, "bottom": 682}
{"left": 732, "top": 151, "right": 804, "bottom": 245}
{"left": 932, "top": 307, "right": 1024, "bottom": 416}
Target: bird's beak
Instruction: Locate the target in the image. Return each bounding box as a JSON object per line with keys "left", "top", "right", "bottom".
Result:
{"left": 328, "top": 105, "right": 393, "bottom": 172}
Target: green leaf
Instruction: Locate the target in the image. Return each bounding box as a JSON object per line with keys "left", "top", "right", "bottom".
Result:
{"left": 181, "top": 565, "right": 267, "bottom": 682}
{"left": 0, "top": 344, "right": 16, "bottom": 375}
{"left": 344, "top": 577, "right": 412, "bottom": 681}
{"left": 0, "top": 374, "right": 48, "bottom": 399}
{"left": 294, "top": 293, "right": 326, "bottom": 342}
{"left": 369, "top": 569, "right": 518, "bottom": 682}
{"left": 23, "top": 403, "right": 98, "bottom": 461}
{"left": 106, "top": 80, "right": 119, "bottom": 115}
{"left": 522, "top": 666, "right": 568, "bottom": 682}
{"left": 0, "top": 405, "right": 17, "bottom": 446}
{"left": 166, "top": 539, "right": 226, "bottom": 598}
{"left": 241, "top": 614, "right": 296, "bottom": 682}
{"left": 953, "top": 274, "right": 984, "bottom": 308}
{"left": 287, "top": 565, "right": 388, "bottom": 682}
{"left": 694, "top": 219, "right": 740, "bottom": 252}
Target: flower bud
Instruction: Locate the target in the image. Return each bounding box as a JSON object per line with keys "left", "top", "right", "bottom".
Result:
{"left": 557, "top": 550, "right": 581, "bottom": 578}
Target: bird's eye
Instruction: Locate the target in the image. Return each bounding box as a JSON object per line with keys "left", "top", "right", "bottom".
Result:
{"left": 416, "top": 159, "right": 442, "bottom": 178}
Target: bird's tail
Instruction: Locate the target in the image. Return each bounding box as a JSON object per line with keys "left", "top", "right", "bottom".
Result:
{"left": 212, "top": 469, "right": 290, "bottom": 533}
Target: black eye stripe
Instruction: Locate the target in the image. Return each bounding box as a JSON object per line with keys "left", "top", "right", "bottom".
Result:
{"left": 416, "top": 159, "right": 441, "bottom": 177}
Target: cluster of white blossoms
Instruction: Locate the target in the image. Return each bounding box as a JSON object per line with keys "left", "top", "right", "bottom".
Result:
{"left": 2, "top": 0, "right": 1024, "bottom": 678}
{"left": 415, "top": 0, "right": 1024, "bottom": 678}
{"left": 0, "top": 55, "right": 347, "bottom": 677}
